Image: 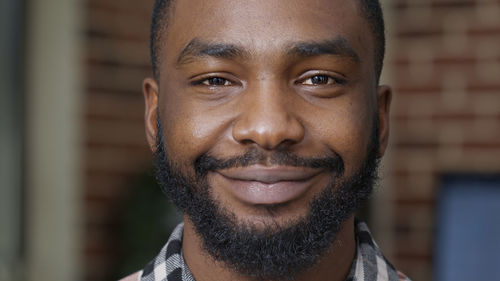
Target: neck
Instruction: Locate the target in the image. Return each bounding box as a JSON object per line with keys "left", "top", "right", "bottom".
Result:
{"left": 182, "top": 215, "right": 356, "bottom": 281}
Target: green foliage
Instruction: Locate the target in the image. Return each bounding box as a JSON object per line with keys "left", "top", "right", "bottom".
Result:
{"left": 114, "top": 168, "right": 182, "bottom": 277}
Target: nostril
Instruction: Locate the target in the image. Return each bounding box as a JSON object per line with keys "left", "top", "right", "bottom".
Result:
{"left": 232, "top": 117, "right": 305, "bottom": 150}
{"left": 239, "top": 139, "right": 256, "bottom": 146}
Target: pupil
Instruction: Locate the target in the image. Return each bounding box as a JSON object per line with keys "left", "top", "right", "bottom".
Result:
{"left": 210, "top": 77, "right": 225, "bottom": 85}
{"left": 312, "top": 75, "right": 327, "bottom": 84}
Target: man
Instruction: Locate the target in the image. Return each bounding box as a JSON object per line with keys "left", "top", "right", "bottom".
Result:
{"left": 121, "top": 0, "right": 410, "bottom": 280}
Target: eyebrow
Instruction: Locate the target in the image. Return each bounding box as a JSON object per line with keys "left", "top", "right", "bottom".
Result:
{"left": 175, "top": 36, "right": 360, "bottom": 66}
{"left": 176, "top": 38, "right": 250, "bottom": 66}
{"left": 287, "top": 37, "right": 361, "bottom": 62}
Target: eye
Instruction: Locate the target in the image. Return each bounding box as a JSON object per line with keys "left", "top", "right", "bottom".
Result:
{"left": 301, "top": 74, "right": 345, "bottom": 86}
{"left": 200, "top": 77, "right": 232, "bottom": 86}
{"left": 302, "top": 74, "right": 343, "bottom": 86}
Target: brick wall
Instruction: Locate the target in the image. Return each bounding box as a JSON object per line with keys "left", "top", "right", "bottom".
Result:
{"left": 384, "top": 0, "right": 500, "bottom": 280}
{"left": 80, "top": 0, "right": 500, "bottom": 280}
{"left": 84, "top": 0, "right": 154, "bottom": 280}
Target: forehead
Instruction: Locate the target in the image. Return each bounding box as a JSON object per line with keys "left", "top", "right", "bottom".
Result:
{"left": 162, "top": 0, "right": 373, "bottom": 68}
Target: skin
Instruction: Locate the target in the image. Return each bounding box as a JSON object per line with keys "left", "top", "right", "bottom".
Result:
{"left": 143, "top": 0, "right": 392, "bottom": 280}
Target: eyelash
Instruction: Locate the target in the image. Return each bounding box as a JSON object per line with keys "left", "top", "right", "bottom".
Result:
{"left": 299, "top": 74, "right": 347, "bottom": 86}
{"left": 191, "top": 76, "right": 234, "bottom": 87}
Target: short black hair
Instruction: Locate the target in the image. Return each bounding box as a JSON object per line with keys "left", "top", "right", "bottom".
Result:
{"left": 150, "top": 0, "right": 385, "bottom": 83}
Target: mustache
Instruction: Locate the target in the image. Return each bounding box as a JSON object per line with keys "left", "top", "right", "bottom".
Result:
{"left": 194, "top": 148, "right": 344, "bottom": 177}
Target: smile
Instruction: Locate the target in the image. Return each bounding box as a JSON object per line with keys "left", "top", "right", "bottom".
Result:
{"left": 216, "top": 165, "right": 325, "bottom": 205}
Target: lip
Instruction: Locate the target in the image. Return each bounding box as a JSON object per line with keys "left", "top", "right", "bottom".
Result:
{"left": 216, "top": 165, "right": 324, "bottom": 205}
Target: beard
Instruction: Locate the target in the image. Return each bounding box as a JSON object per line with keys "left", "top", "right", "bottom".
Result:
{"left": 154, "top": 117, "right": 381, "bottom": 281}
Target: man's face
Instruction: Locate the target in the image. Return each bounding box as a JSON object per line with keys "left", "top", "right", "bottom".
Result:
{"left": 144, "top": 0, "right": 391, "bottom": 278}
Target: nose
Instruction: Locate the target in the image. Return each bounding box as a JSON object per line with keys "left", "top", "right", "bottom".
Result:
{"left": 232, "top": 82, "right": 305, "bottom": 150}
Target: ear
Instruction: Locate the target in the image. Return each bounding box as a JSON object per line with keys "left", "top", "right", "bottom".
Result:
{"left": 376, "top": 85, "right": 392, "bottom": 157}
{"left": 143, "top": 78, "right": 159, "bottom": 152}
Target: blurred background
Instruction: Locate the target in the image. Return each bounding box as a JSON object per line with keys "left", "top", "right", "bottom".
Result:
{"left": 1, "top": 0, "right": 499, "bottom": 280}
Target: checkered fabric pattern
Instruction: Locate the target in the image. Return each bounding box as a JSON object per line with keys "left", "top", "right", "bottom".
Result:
{"left": 122, "top": 220, "right": 411, "bottom": 281}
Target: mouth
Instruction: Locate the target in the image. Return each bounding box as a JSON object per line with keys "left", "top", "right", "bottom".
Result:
{"left": 216, "top": 165, "right": 325, "bottom": 205}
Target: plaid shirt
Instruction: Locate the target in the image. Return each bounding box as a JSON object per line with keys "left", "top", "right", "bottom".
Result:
{"left": 120, "top": 220, "right": 411, "bottom": 281}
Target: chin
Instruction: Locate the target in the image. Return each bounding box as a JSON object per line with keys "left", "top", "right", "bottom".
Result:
{"left": 229, "top": 204, "right": 313, "bottom": 233}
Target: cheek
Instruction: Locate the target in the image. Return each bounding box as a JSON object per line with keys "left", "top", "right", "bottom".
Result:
{"left": 308, "top": 95, "right": 373, "bottom": 176}
{"left": 160, "top": 91, "right": 232, "bottom": 167}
